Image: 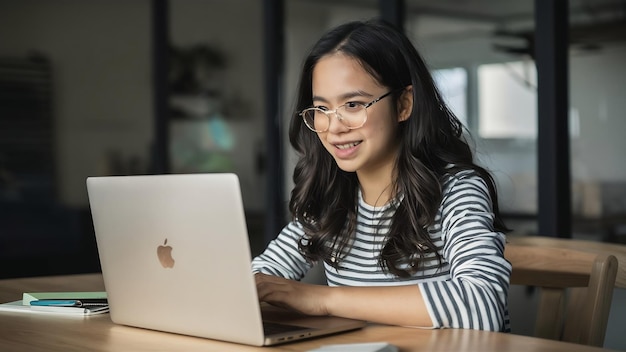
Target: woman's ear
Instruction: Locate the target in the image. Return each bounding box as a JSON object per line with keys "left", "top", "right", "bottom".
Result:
{"left": 397, "top": 86, "right": 413, "bottom": 122}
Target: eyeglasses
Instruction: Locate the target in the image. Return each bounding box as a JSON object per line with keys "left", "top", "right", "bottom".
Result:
{"left": 299, "top": 91, "right": 395, "bottom": 132}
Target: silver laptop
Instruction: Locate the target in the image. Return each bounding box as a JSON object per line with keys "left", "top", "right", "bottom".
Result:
{"left": 86, "top": 173, "right": 366, "bottom": 346}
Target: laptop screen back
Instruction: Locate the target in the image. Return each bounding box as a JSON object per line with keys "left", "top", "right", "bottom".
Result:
{"left": 87, "top": 173, "right": 266, "bottom": 345}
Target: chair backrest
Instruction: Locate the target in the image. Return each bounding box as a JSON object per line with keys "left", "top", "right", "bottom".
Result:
{"left": 505, "top": 243, "right": 618, "bottom": 347}
{"left": 508, "top": 235, "right": 626, "bottom": 289}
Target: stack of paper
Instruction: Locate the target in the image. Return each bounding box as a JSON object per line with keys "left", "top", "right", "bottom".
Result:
{"left": 0, "top": 291, "right": 108, "bottom": 316}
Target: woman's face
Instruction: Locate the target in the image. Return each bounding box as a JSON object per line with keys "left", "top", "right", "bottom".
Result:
{"left": 311, "top": 53, "right": 405, "bottom": 177}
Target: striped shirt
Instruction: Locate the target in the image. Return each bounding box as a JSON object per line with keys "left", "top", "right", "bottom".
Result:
{"left": 252, "top": 170, "right": 511, "bottom": 331}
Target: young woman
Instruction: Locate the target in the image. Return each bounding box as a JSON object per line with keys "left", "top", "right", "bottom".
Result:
{"left": 252, "top": 19, "right": 511, "bottom": 332}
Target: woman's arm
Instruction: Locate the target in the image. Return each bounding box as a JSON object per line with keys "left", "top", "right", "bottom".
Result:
{"left": 251, "top": 221, "right": 312, "bottom": 280}
{"left": 255, "top": 273, "right": 433, "bottom": 327}
{"left": 417, "top": 173, "right": 511, "bottom": 331}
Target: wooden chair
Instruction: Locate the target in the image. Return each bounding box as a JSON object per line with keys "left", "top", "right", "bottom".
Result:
{"left": 504, "top": 242, "right": 618, "bottom": 347}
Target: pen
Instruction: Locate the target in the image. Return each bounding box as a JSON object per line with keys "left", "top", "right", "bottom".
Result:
{"left": 30, "top": 298, "right": 108, "bottom": 307}
{"left": 30, "top": 300, "right": 82, "bottom": 307}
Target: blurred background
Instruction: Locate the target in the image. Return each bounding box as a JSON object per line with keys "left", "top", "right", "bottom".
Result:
{"left": 1, "top": 0, "right": 625, "bottom": 348}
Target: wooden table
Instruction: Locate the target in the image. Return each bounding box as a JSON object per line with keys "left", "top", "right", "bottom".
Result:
{"left": 0, "top": 274, "right": 616, "bottom": 352}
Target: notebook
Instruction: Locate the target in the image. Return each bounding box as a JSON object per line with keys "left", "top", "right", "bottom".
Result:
{"left": 86, "top": 173, "right": 366, "bottom": 346}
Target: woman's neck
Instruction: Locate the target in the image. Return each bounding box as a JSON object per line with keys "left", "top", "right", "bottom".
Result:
{"left": 357, "top": 170, "right": 394, "bottom": 207}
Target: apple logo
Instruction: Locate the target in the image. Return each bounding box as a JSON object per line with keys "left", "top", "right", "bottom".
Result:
{"left": 157, "top": 238, "right": 175, "bottom": 268}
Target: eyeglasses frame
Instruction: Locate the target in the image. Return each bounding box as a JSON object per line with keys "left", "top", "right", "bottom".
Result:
{"left": 299, "top": 90, "right": 396, "bottom": 133}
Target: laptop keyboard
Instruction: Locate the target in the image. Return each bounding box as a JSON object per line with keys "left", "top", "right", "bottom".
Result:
{"left": 263, "top": 321, "right": 310, "bottom": 335}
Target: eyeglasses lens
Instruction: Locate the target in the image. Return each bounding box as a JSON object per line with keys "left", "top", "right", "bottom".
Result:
{"left": 303, "top": 106, "right": 366, "bottom": 132}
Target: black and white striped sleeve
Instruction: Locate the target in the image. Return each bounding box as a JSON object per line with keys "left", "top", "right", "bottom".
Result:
{"left": 418, "top": 173, "right": 511, "bottom": 331}
{"left": 251, "top": 220, "right": 313, "bottom": 280}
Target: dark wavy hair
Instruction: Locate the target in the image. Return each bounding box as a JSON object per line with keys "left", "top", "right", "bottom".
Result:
{"left": 288, "top": 19, "right": 508, "bottom": 278}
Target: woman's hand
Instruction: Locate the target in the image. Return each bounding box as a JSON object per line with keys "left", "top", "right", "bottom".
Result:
{"left": 255, "top": 273, "right": 331, "bottom": 316}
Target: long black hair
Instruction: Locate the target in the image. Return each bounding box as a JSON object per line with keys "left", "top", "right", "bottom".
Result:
{"left": 288, "top": 19, "right": 508, "bottom": 277}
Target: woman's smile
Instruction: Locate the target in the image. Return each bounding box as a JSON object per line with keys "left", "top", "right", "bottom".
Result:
{"left": 335, "top": 141, "right": 361, "bottom": 150}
